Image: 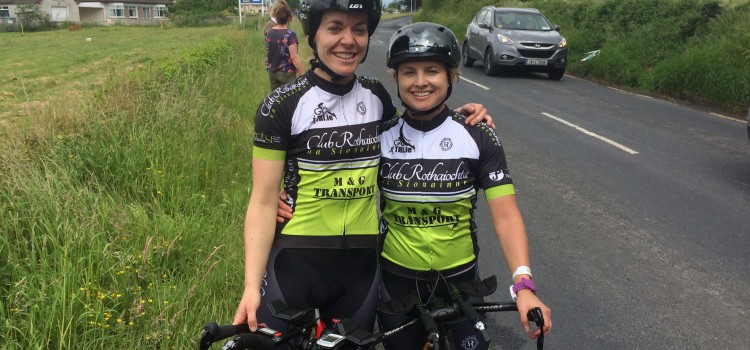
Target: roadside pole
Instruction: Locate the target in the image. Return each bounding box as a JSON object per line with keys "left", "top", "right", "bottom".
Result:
{"left": 238, "top": 0, "right": 243, "bottom": 24}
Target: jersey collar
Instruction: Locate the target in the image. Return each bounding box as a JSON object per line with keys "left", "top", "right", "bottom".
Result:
{"left": 403, "top": 105, "right": 451, "bottom": 133}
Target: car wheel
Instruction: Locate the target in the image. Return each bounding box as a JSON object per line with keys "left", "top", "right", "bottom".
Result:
{"left": 483, "top": 48, "right": 499, "bottom": 76}
{"left": 462, "top": 42, "right": 475, "bottom": 67}
{"left": 548, "top": 67, "right": 565, "bottom": 80}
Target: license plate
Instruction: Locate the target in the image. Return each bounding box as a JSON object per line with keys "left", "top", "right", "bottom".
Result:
{"left": 526, "top": 59, "right": 548, "bottom": 65}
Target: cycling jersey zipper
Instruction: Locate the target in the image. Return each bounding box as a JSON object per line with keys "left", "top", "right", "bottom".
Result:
{"left": 340, "top": 95, "right": 348, "bottom": 249}
{"left": 419, "top": 130, "right": 432, "bottom": 265}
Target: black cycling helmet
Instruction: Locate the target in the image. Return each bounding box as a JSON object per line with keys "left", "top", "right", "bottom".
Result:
{"left": 387, "top": 22, "right": 461, "bottom": 69}
{"left": 387, "top": 22, "right": 461, "bottom": 116}
{"left": 299, "top": 0, "right": 381, "bottom": 82}
{"left": 299, "top": 0, "right": 381, "bottom": 49}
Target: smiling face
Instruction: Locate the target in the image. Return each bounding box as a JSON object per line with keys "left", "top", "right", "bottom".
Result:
{"left": 312, "top": 10, "right": 369, "bottom": 83}
{"left": 395, "top": 60, "right": 450, "bottom": 119}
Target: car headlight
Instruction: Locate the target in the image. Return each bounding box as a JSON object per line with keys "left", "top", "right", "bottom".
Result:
{"left": 496, "top": 34, "right": 516, "bottom": 45}
{"left": 558, "top": 38, "right": 567, "bottom": 48}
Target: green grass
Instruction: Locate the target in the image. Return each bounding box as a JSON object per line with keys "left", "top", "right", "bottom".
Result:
{"left": 0, "top": 16, "right": 299, "bottom": 348}
{"left": 0, "top": 25, "right": 242, "bottom": 123}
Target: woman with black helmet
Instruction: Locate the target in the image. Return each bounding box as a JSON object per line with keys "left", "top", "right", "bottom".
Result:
{"left": 233, "top": 0, "right": 491, "bottom": 336}
{"left": 376, "top": 22, "right": 552, "bottom": 349}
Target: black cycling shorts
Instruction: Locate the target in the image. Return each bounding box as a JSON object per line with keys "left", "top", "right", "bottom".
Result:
{"left": 257, "top": 246, "right": 381, "bottom": 333}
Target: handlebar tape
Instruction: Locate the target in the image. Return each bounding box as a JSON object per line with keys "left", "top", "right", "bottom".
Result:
{"left": 527, "top": 307, "right": 544, "bottom": 350}
{"left": 215, "top": 324, "right": 251, "bottom": 342}
{"left": 231, "top": 333, "right": 276, "bottom": 350}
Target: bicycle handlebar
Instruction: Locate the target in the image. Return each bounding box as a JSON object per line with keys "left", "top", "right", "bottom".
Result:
{"left": 199, "top": 275, "right": 545, "bottom": 350}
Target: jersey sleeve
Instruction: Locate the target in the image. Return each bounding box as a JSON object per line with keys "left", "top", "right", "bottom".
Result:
{"left": 475, "top": 125, "right": 515, "bottom": 200}
{"left": 252, "top": 93, "right": 290, "bottom": 161}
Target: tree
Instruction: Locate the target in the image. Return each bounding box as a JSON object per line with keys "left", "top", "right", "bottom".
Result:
{"left": 15, "top": 0, "right": 51, "bottom": 33}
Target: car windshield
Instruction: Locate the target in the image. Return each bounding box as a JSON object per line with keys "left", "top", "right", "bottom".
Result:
{"left": 495, "top": 11, "right": 552, "bottom": 31}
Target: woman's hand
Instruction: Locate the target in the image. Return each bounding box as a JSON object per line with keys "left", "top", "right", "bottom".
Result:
{"left": 232, "top": 287, "right": 262, "bottom": 331}
{"left": 276, "top": 190, "right": 293, "bottom": 223}
{"left": 455, "top": 103, "right": 496, "bottom": 129}
{"left": 515, "top": 291, "right": 552, "bottom": 339}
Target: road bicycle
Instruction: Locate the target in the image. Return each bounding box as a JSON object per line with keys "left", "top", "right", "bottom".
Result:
{"left": 199, "top": 275, "right": 544, "bottom": 350}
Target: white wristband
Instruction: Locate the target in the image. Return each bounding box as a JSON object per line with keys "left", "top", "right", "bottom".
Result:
{"left": 512, "top": 266, "right": 532, "bottom": 280}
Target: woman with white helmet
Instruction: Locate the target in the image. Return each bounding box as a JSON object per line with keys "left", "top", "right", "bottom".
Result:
{"left": 377, "top": 22, "right": 552, "bottom": 349}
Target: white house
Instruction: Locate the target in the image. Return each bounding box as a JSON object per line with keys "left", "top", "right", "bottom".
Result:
{"left": 1, "top": 0, "right": 80, "bottom": 22}
{"left": 0, "top": 0, "right": 172, "bottom": 25}
{"left": 78, "top": 0, "right": 171, "bottom": 25}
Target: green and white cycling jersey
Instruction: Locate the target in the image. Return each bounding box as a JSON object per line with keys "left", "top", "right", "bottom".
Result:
{"left": 253, "top": 71, "right": 398, "bottom": 248}
{"left": 378, "top": 107, "right": 515, "bottom": 272}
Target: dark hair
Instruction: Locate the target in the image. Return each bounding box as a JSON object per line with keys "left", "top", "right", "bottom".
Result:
{"left": 270, "top": 0, "right": 289, "bottom": 18}
{"left": 275, "top": 5, "right": 292, "bottom": 25}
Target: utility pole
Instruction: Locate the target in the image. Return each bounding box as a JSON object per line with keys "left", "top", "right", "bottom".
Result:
{"left": 238, "top": 0, "right": 243, "bottom": 24}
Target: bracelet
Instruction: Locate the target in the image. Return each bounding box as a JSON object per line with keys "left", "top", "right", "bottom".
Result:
{"left": 512, "top": 266, "right": 532, "bottom": 280}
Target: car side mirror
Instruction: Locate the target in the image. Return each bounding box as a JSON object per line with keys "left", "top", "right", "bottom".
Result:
{"left": 554, "top": 24, "right": 561, "bottom": 32}
{"left": 478, "top": 23, "right": 489, "bottom": 29}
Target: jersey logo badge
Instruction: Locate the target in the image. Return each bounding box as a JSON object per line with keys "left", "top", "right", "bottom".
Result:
{"left": 389, "top": 124, "right": 416, "bottom": 154}
{"left": 488, "top": 171, "right": 505, "bottom": 181}
{"left": 440, "top": 138, "right": 453, "bottom": 151}
{"left": 357, "top": 101, "right": 367, "bottom": 115}
{"left": 311, "top": 103, "right": 337, "bottom": 124}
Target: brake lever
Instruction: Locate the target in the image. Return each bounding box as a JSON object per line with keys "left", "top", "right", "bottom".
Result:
{"left": 527, "top": 307, "right": 544, "bottom": 350}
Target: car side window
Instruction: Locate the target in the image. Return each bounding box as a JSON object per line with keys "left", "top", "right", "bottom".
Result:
{"left": 479, "top": 10, "right": 491, "bottom": 27}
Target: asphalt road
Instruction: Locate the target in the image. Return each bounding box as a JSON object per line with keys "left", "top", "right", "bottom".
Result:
{"left": 363, "top": 17, "right": 750, "bottom": 349}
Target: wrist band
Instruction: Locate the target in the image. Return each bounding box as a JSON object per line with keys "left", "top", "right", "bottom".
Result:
{"left": 512, "top": 266, "right": 532, "bottom": 280}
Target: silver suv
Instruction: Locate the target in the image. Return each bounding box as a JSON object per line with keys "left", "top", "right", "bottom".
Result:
{"left": 463, "top": 7, "right": 568, "bottom": 79}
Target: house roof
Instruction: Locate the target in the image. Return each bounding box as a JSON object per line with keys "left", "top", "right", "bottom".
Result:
{"left": 0, "top": 0, "right": 44, "bottom": 4}
{"left": 0, "top": 0, "right": 174, "bottom": 5}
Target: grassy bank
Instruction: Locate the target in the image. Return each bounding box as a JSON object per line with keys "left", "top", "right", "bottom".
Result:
{"left": 0, "top": 16, "right": 287, "bottom": 348}
{"left": 416, "top": 0, "right": 750, "bottom": 116}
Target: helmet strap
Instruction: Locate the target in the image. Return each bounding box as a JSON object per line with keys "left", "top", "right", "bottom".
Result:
{"left": 309, "top": 54, "right": 348, "bottom": 83}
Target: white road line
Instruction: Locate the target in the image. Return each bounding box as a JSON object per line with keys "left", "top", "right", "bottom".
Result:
{"left": 541, "top": 112, "right": 639, "bottom": 155}
{"left": 710, "top": 112, "right": 746, "bottom": 123}
{"left": 459, "top": 76, "right": 490, "bottom": 90}
{"left": 607, "top": 86, "right": 653, "bottom": 99}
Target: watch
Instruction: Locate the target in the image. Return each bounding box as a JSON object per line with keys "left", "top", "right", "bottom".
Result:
{"left": 509, "top": 278, "right": 536, "bottom": 301}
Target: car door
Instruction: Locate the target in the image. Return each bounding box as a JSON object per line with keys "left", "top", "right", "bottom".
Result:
{"left": 466, "top": 11, "right": 484, "bottom": 59}
{"left": 475, "top": 10, "right": 493, "bottom": 59}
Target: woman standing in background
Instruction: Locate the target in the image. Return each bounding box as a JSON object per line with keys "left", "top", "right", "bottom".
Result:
{"left": 264, "top": 2, "right": 304, "bottom": 90}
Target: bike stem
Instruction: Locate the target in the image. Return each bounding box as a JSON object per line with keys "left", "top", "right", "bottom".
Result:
{"left": 449, "top": 280, "right": 491, "bottom": 343}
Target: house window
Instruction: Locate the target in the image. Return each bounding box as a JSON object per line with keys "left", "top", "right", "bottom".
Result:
{"left": 154, "top": 5, "right": 166, "bottom": 18}
{"left": 127, "top": 5, "right": 137, "bottom": 18}
{"left": 109, "top": 3, "right": 124, "bottom": 17}
{"left": 0, "top": 6, "right": 10, "bottom": 18}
